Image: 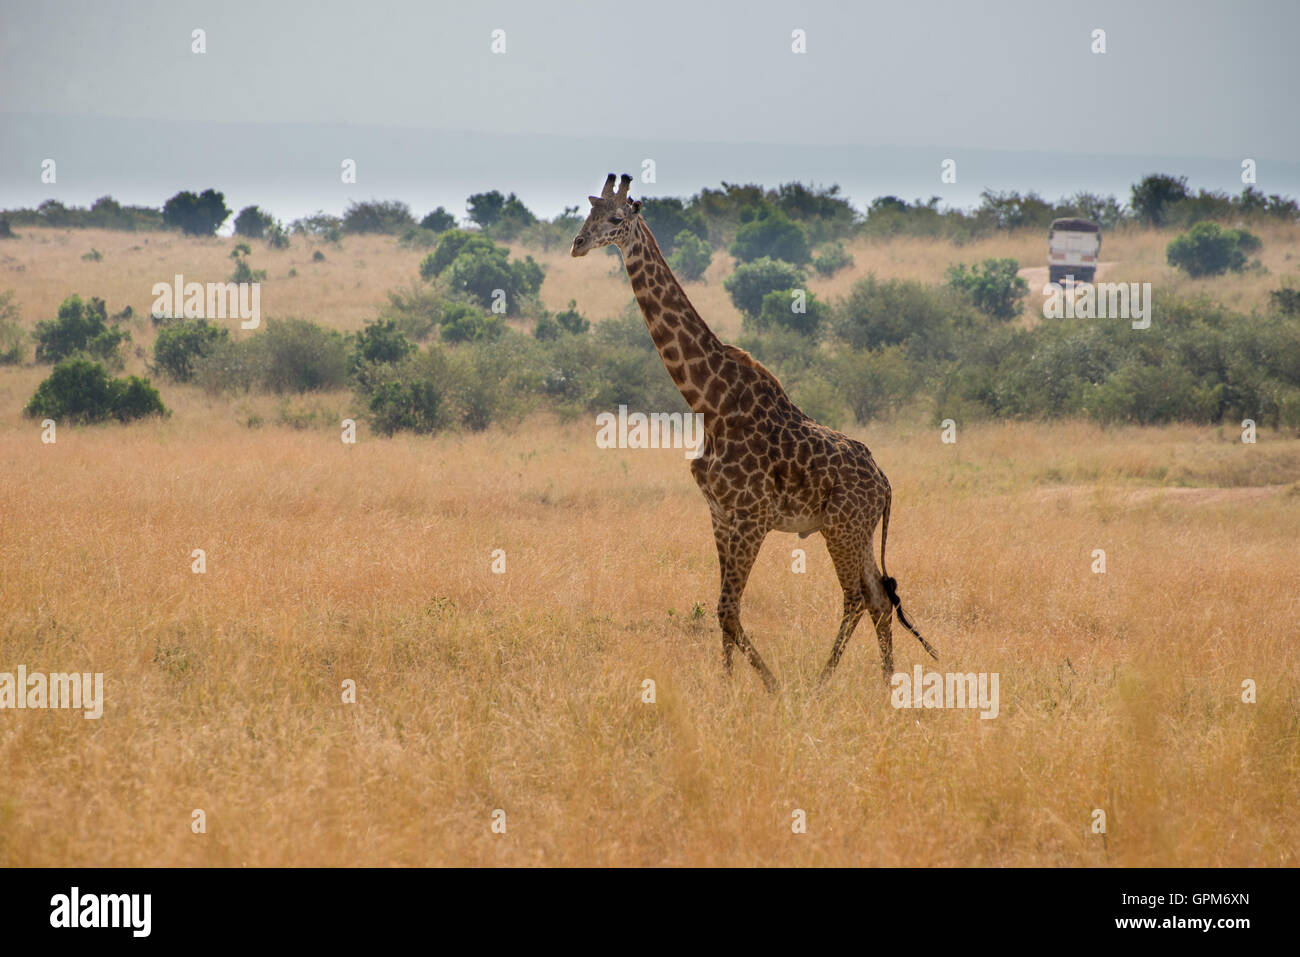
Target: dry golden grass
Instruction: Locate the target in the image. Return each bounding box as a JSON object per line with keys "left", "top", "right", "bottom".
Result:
{"left": 1, "top": 222, "right": 1298, "bottom": 867}
{"left": 0, "top": 404, "right": 1297, "bottom": 866}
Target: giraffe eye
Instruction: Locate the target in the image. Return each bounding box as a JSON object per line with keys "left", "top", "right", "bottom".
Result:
{"left": 609, "top": 215, "right": 623, "bottom": 224}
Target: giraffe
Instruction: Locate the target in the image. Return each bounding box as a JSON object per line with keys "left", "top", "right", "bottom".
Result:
{"left": 571, "top": 174, "right": 937, "bottom": 690}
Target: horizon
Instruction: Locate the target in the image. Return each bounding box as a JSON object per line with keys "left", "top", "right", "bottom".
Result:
{"left": 4, "top": 113, "right": 1296, "bottom": 233}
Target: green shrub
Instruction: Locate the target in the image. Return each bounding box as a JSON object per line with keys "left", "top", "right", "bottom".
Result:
{"left": 640, "top": 198, "right": 709, "bottom": 253}
{"left": 1271, "top": 285, "right": 1300, "bottom": 316}
{"left": 788, "top": 375, "right": 845, "bottom": 429}
{"left": 162, "top": 189, "right": 231, "bottom": 236}
{"left": 0, "top": 290, "right": 23, "bottom": 364}
{"left": 438, "top": 302, "right": 503, "bottom": 343}
{"left": 342, "top": 200, "right": 416, "bottom": 235}
{"left": 154, "top": 319, "right": 229, "bottom": 381}
{"left": 729, "top": 206, "right": 810, "bottom": 264}
{"left": 289, "top": 212, "right": 342, "bottom": 242}
{"left": 382, "top": 283, "right": 445, "bottom": 341}
{"left": 266, "top": 221, "right": 290, "bottom": 250}
{"left": 25, "top": 358, "right": 167, "bottom": 423}
{"left": 833, "top": 275, "right": 973, "bottom": 363}
{"left": 261, "top": 318, "right": 349, "bottom": 392}
{"left": 369, "top": 379, "right": 445, "bottom": 435}
{"left": 724, "top": 258, "right": 807, "bottom": 318}
{"left": 234, "top": 206, "right": 274, "bottom": 239}
{"left": 193, "top": 320, "right": 348, "bottom": 394}
{"left": 812, "top": 241, "right": 854, "bottom": 276}
{"left": 229, "top": 246, "right": 267, "bottom": 284}
{"left": 1130, "top": 174, "right": 1190, "bottom": 227}
{"left": 420, "top": 230, "right": 496, "bottom": 279}
{"left": 946, "top": 258, "right": 1029, "bottom": 321}
{"left": 466, "top": 191, "right": 535, "bottom": 238}
{"left": 351, "top": 318, "right": 414, "bottom": 367}
{"left": 832, "top": 346, "right": 917, "bottom": 422}
{"left": 426, "top": 233, "right": 543, "bottom": 314}
{"left": 554, "top": 300, "right": 590, "bottom": 335}
{"left": 668, "top": 231, "right": 712, "bottom": 281}
{"left": 1166, "top": 222, "right": 1262, "bottom": 277}
{"left": 755, "top": 288, "right": 828, "bottom": 336}
{"left": 420, "top": 208, "right": 456, "bottom": 233}
{"left": 33, "top": 295, "right": 128, "bottom": 365}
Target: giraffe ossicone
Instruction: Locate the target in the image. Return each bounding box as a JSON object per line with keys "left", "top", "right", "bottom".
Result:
{"left": 572, "top": 174, "right": 937, "bottom": 690}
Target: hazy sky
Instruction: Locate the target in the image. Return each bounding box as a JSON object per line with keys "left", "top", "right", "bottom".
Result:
{"left": 3, "top": 0, "right": 1297, "bottom": 159}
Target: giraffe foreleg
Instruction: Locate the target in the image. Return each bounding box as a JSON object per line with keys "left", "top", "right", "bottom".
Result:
{"left": 714, "top": 517, "right": 777, "bottom": 692}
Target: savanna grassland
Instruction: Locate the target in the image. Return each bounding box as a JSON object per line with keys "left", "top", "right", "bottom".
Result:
{"left": 0, "top": 221, "right": 1298, "bottom": 866}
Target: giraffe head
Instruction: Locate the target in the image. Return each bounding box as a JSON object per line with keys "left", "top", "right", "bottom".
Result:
{"left": 571, "top": 173, "right": 642, "bottom": 257}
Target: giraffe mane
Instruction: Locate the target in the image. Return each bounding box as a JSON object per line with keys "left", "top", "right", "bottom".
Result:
{"left": 722, "top": 344, "right": 791, "bottom": 398}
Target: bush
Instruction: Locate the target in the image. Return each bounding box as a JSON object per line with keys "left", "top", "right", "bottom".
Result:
{"left": 812, "top": 241, "right": 854, "bottom": 276}
{"left": 33, "top": 295, "right": 127, "bottom": 365}
{"left": 668, "top": 231, "right": 712, "bottom": 281}
{"left": 234, "top": 206, "right": 274, "bottom": 239}
{"left": 342, "top": 200, "right": 416, "bottom": 235}
{"left": 832, "top": 346, "right": 917, "bottom": 422}
{"left": 533, "top": 301, "right": 589, "bottom": 340}
{"left": 369, "top": 379, "right": 445, "bottom": 436}
{"left": 229, "top": 244, "right": 267, "bottom": 284}
{"left": 729, "top": 206, "right": 810, "bottom": 264}
{"left": 0, "top": 290, "right": 24, "bottom": 364}
{"left": 1166, "top": 222, "right": 1262, "bottom": 277}
{"left": 154, "top": 319, "right": 229, "bottom": 382}
{"left": 724, "top": 258, "right": 807, "bottom": 318}
{"left": 25, "top": 358, "right": 167, "bottom": 423}
{"left": 193, "top": 319, "right": 349, "bottom": 394}
{"left": 1270, "top": 285, "right": 1300, "bottom": 316}
{"left": 424, "top": 232, "right": 544, "bottom": 314}
{"left": 162, "top": 189, "right": 231, "bottom": 236}
{"left": 755, "top": 288, "right": 829, "bottom": 337}
{"left": 420, "top": 207, "right": 457, "bottom": 232}
{"left": 266, "top": 220, "right": 290, "bottom": 250}
{"left": 466, "top": 191, "right": 535, "bottom": 237}
{"left": 260, "top": 318, "right": 350, "bottom": 392}
{"left": 640, "top": 198, "right": 709, "bottom": 253}
{"left": 834, "top": 275, "right": 974, "bottom": 364}
{"left": 788, "top": 375, "right": 845, "bottom": 429}
{"left": 290, "top": 212, "right": 342, "bottom": 242}
{"left": 420, "top": 230, "right": 497, "bottom": 279}
{"left": 438, "top": 302, "right": 503, "bottom": 343}
{"left": 946, "top": 258, "right": 1029, "bottom": 321}
{"left": 1131, "top": 174, "right": 1190, "bottom": 227}
{"left": 351, "top": 318, "right": 414, "bottom": 368}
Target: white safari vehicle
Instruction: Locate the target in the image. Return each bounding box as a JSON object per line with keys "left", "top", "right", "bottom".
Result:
{"left": 1048, "top": 217, "right": 1101, "bottom": 283}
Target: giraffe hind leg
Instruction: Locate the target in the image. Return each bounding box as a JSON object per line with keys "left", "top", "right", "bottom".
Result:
{"left": 817, "top": 535, "right": 872, "bottom": 684}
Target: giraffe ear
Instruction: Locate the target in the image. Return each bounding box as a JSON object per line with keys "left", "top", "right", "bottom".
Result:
{"left": 588, "top": 196, "right": 600, "bottom": 206}
{"left": 630, "top": 200, "right": 642, "bottom": 213}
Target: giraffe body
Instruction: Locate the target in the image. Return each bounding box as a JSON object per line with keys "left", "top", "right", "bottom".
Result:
{"left": 573, "top": 174, "right": 936, "bottom": 689}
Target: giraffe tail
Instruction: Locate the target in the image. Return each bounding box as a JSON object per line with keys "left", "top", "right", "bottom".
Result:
{"left": 880, "top": 497, "right": 939, "bottom": 662}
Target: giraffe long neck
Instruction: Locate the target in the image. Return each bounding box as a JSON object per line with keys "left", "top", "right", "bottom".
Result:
{"left": 620, "top": 219, "right": 725, "bottom": 416}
